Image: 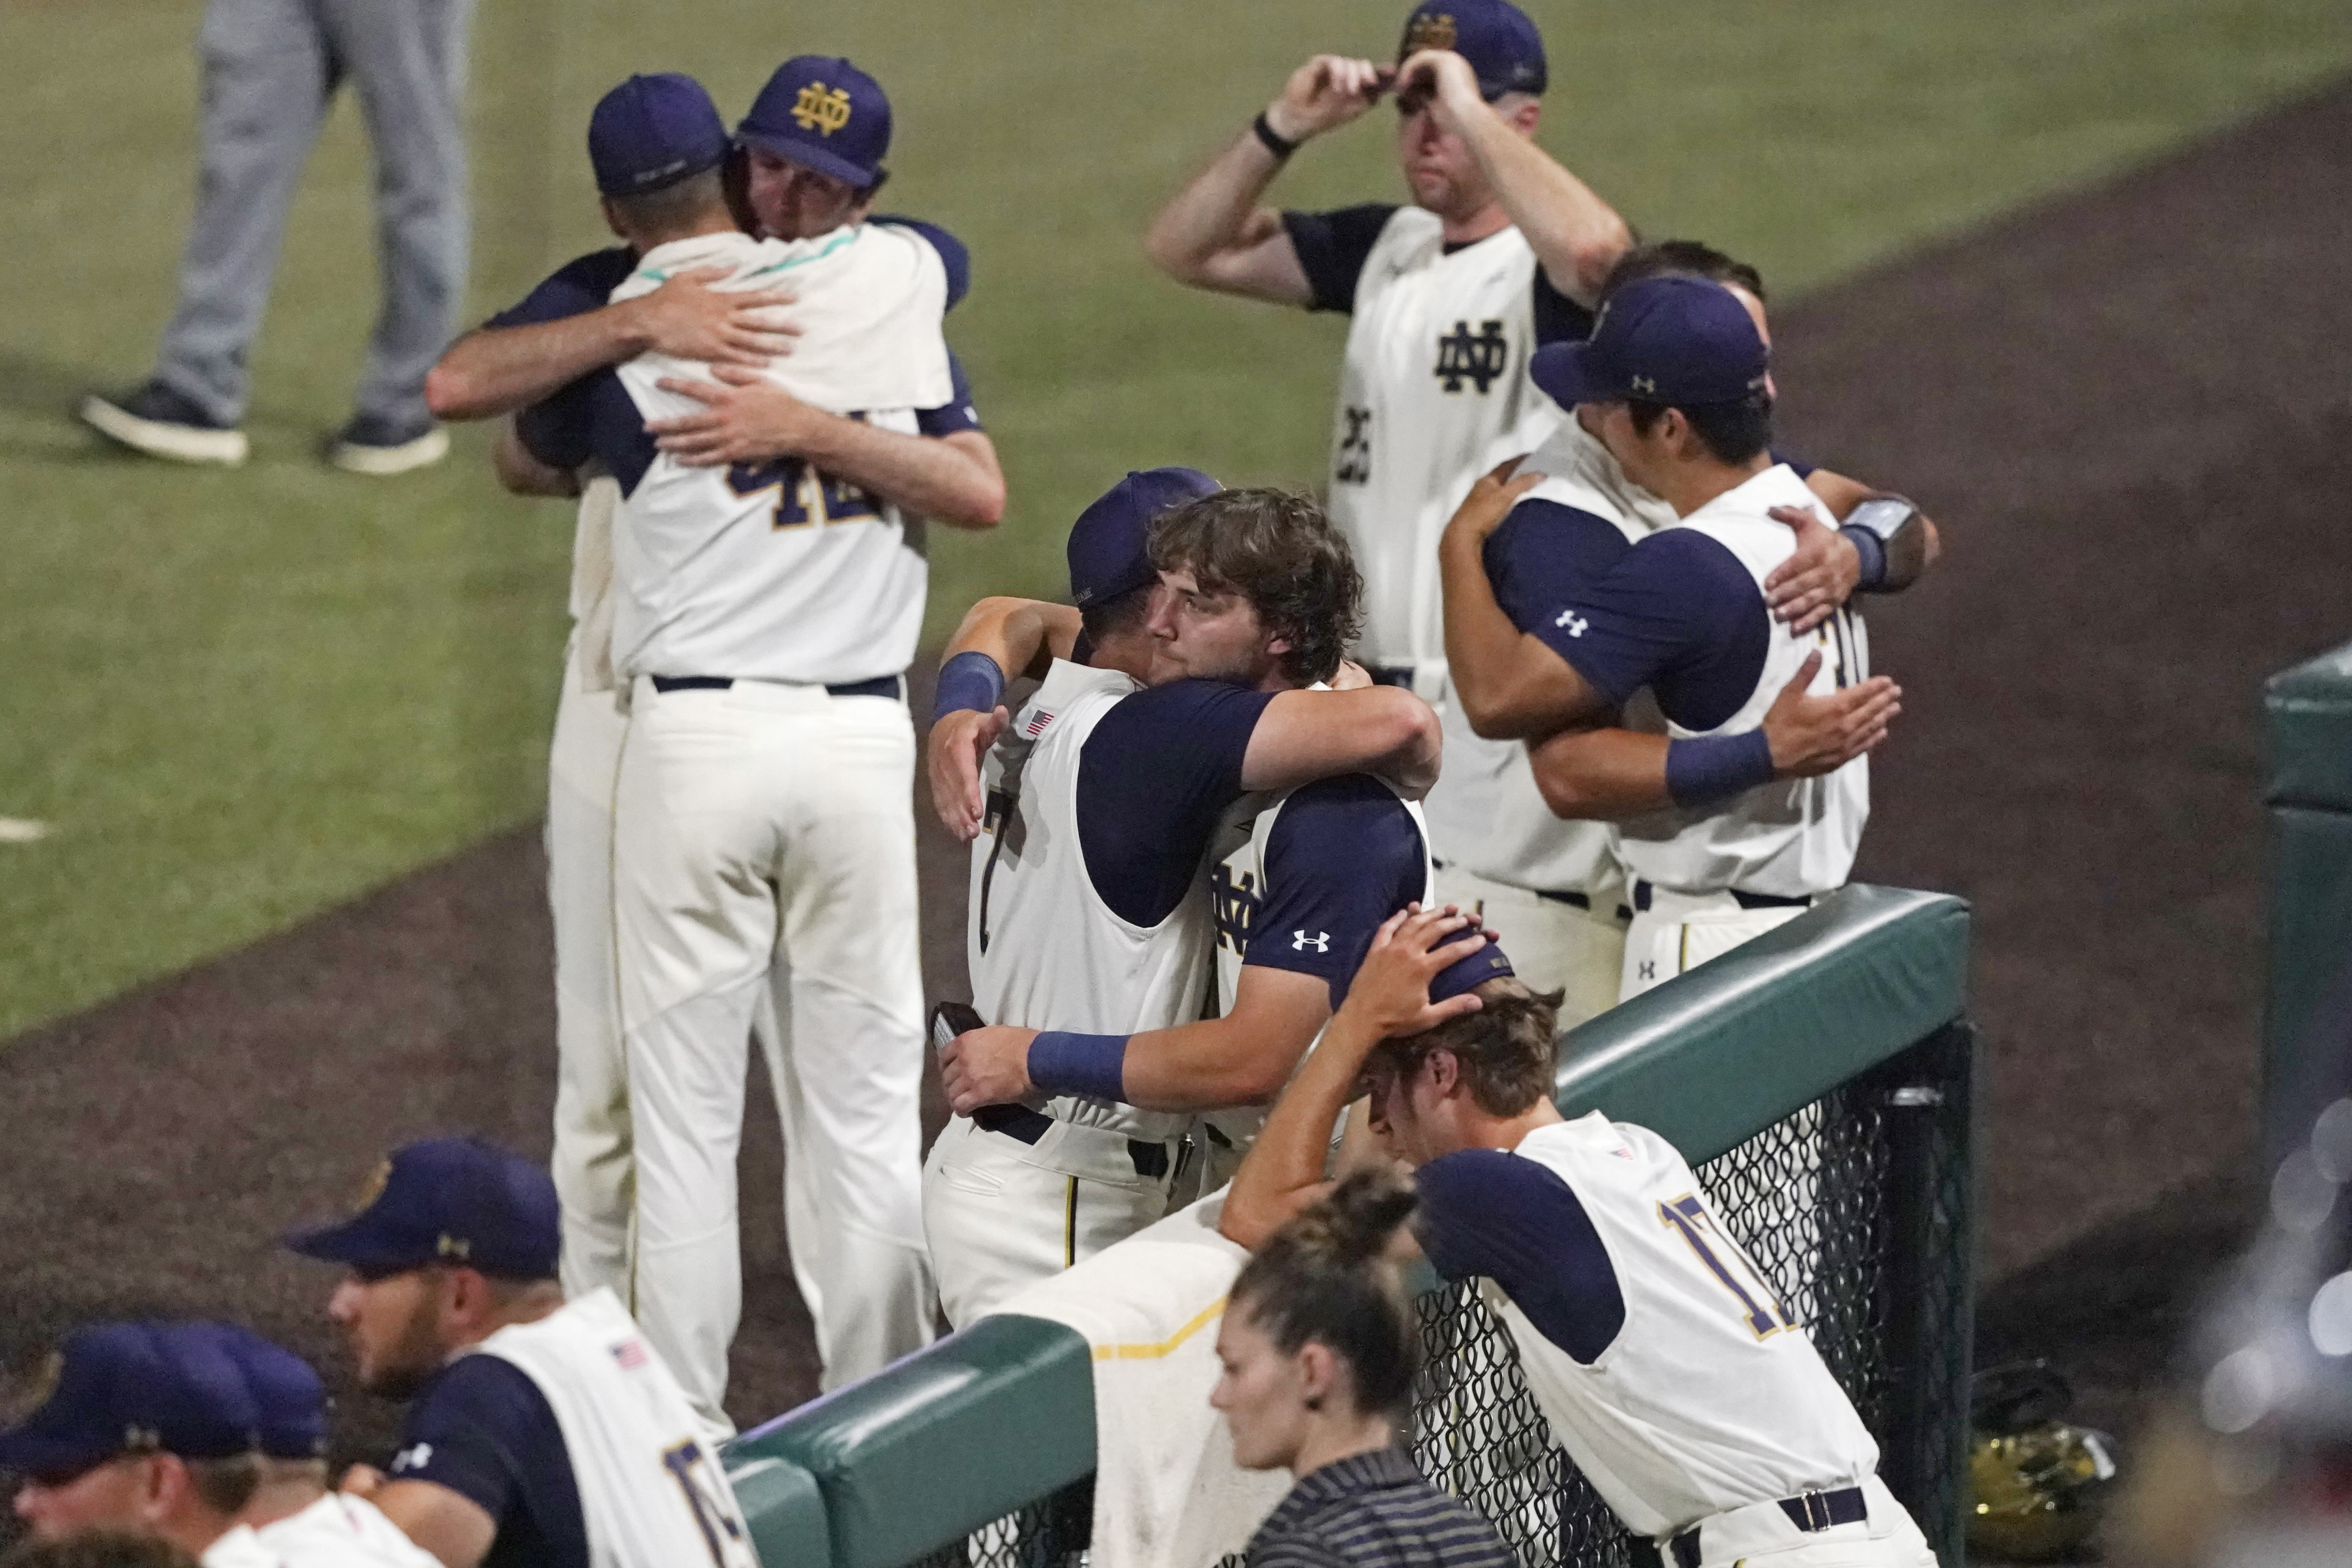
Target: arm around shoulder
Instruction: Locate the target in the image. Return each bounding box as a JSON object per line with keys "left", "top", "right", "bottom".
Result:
{"left": 370, "top": 1480, "right": 498, "bottom": 1568}
{"left": 1240, "top": 686, "right": 1441, "bottom": 798}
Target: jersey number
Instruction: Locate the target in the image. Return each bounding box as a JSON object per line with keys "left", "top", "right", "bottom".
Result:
{"left": 661, "top": 1439, "right": 751, "bottom": 1568}
{"left": 1656, "top": 1193, "right": 1792, "bottom": 1338}
{"left": 724, "top": 416, "right": 881, "bottom": 531}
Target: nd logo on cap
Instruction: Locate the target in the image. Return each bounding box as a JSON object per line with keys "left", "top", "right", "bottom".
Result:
{"left": 792, "top": 82, "right": 852, "bottom": 136}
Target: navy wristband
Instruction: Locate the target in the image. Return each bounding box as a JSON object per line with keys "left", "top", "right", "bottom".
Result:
{"left": 1839, "top": 525, "right": 1888, "bottom": 592}
{"left": 1028, "top": 1032, "right": 1130, "bottom": 1104}
{"left": 1665, "top": 730, "right": 1776, "bottom": 809}
{"left": 931, "top": 650, "right": 1006, "bottom": 725}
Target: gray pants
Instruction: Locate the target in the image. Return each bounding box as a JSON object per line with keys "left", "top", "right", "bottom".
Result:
{"left": 153, "top": 0, "right": 474, "bottom": 428}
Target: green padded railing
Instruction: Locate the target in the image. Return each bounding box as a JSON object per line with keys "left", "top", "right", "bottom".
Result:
{"left": 731, "top": 883, "right": 1973, "bottom": 1568}
{"left": 2263, "top": 639, "right": 2352, "bottom": 1159}
{"left": 724, "top": 1453, "right": 832, "bottom": 1568}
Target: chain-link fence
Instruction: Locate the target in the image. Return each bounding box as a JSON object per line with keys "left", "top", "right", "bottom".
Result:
{"left": 909, "top": 1025, "right": 1975, "bottom": 1568}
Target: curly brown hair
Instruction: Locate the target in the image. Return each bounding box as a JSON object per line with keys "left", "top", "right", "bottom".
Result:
{"left": 1366, "top": 977, "right": 1564, "bottom": 1117}
{"left": 1148, "top": 488, "right": 1362, "bottom": 686}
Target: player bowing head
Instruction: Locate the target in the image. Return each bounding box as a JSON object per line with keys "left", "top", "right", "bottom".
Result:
{"left": 1145, "top": 488, "right": 1361, "bottom": 690}
{"left": 1224, "top": 908, "right": 1942, "bottom": 1568}
{"left": 1214, "top": 1171, "right": 1515, "bottom": 1568}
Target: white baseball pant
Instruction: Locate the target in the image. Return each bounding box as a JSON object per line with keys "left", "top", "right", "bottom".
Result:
{"left": 1619, "top": 885, "right": 1817, "bottom": 1001}
{"left": 1671, "top": 1476, "right": 1937, "bottom": 1568}
{"left": 922, "top": 1114, "right": 1184, "bottom": 1330}
{"left": 612, "top": 675, "right": 935, "bottom": 1432}
{"left": 1431, "top": 864, "right": 1629, "bottom": 1032}
{"left": 547, "top": 637, "right": 633, "bottom": 1302}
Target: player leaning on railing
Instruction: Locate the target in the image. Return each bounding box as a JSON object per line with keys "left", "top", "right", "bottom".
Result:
{"left": 1221, "top": 907, "right": 1939, "bottom": 1568}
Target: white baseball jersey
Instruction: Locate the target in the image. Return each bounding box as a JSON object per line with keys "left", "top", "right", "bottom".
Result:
{"left": 1328, "top": 211, "right": 1558, "bottom": 671}
{"left": 257, "top": 1493, "right": 443, "bottom": 1568}
{"left": 1423, "top": 415, "right": 1675, "bottom": 898}
{"left": 1418, "top": 1113, "right": 1880, "bottom": 1539}
{"left": 1614, "top": 465, "right": 1869, "bottom": 897}
{"left": 970, "top": 659, "right": 1212, "bottom": 1142}
{"left": 473, "top": 1289, "right": 758, "bottom": 1568}
{"left": 202, "top": 1527, "right": 290, "bottom": 1568}
{"left": 606, "top": 226, "right": 951, "bottom": 685}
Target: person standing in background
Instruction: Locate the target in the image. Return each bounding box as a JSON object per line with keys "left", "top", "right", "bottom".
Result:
{"left": 80, "top": 0, "right": 473, "bottom": 475}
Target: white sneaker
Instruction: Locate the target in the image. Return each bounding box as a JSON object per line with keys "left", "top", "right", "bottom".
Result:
{"left": 328, "top": 417, "right": 450, "bottom": 476}
{"left": 80, "top": 383, "right": 248, "bottom": 466}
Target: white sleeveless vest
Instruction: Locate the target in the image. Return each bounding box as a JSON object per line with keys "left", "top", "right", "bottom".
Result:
{"left": 969, "top": 660, "right": 1212, "bottom": 1142}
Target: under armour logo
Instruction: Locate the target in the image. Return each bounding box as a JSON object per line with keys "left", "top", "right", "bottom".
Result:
{"left": 1292, "top": 930, "right": 1330, "bottom": 952}
{"left": 791, "top": 83, "right": 853, "bottom": 135}
{"left": 392, "top": 1442, "right": 433, "bottom": 1473}
{"left": 1632, "top": 374, "right": 1657, "bottom": 395}
{"left": 1434, "top": 320, "right": 1510, "bottom": 394}
{"left": 1555, "top": 610, "right": 1589, "bottom": 638}
{"left": 1638, "top": 961, "right": 1656, "bottom": 980}
{"left": 1335, "top": 404, "right": 1372, "bottom": 485}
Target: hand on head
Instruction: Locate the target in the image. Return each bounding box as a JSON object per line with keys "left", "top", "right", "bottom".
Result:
{"left": 1336, "top": 904, "right": 1494, "bottom": 1042}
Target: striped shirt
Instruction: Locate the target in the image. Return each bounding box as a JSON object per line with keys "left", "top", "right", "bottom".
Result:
{"left": 1244, "top": 1446, "right": 1513, "bottom": 1568}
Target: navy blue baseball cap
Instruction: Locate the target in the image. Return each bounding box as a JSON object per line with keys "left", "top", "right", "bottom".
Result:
{"left": 182, "top": 1324, "right": 327, "bottom": 1461}
{"left": 1429, "top": 936, "right": 1515, "bottom": 1003}
{"left": 1398, "top": 0, "right": 1547, "bottom": 100}
{"left": 283, "top": 1137, "right": 560, "bottom": 1282}
{"left": 589, "top": 73, "right": 731, "bottom": 197}
{"left": 1067, "top": 467, "right": 1222, "bottom": 609}
{"left": 1529, "top": 275, "right": 1769, "bottom": 410}
{"left": 738, "top": 56, "right": 891, "bottom": 191}
{"left": 0, "top": 1323, "right": 259, "bottom": 1475}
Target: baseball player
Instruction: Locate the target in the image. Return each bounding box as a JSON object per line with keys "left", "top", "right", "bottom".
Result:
{"left": 285, "top": 1138, "right": 756, "bottom": 1568}
{"left": 1438, "top": 274, "right": 1930, "bottom": 999}
{"left": 921, "top": 476, "right": 1447, "bottom": 1325}
{"left": 1223, "top": 908, "right": 1939, "bottom": 1568}
{"left": 466, "top": 64, "right": 992, "bottom": 1417}
{"left": 157, "top": 1325, "right": 440, "bottom": 1568}
{"left": 2, "top": 1322, "right": 285, "bottom": 1568}
{"left": 932, "top": 579, "right": 1440, "bottom": 1198}
{"left": 1433, "top": 241, "right": 1933, "bottom": 1021}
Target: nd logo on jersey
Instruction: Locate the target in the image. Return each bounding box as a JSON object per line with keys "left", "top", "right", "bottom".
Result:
{"left": 1212, "top": 862, "right": 1259, "bottom": 957}
{"left": 1434, "top": 319, "right": 1509, "bottom": 393}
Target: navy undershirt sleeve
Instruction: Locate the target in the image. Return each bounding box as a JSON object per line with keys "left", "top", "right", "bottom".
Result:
{"left": 1768, "top": 448, "right": 1817, "bottom": 481}
{"left": 915, "top": 350, "right": 982, "bottom": 437}
{"left": 393, "top": 1357, "right": 589, "bottom": 1568}
{"left": 1279, "top": 204, "right": 1400, "bottom": 314}
{"left": 1483, "top": 499, "right": 1637, "bottom": 636}
{"left": 1248, "top": 777, "right": 1427, "bottom": 1009}
{"left": 1078, "top": 681, "right": 1279, "bottom": 927}
{"left": 1531, "top": 528, "right": 1771, "bottom": 732}
{"left": 1414, "top": 1150, "right": 1627, "bottom": 1364}
{"left": 1530, "top": 269, "right": 1595, "bottom": 347}
{"left": 485, "top": 248, "right": 636, "bottom": 330}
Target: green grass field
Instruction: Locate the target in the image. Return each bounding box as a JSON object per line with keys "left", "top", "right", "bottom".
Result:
{"left": 0, "top": 0, "right": 2345, "bottom": 1039}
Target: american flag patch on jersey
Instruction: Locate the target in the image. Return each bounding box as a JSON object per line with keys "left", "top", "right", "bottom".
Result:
{"left": 1025, "top": 711, "right": 1055, "bottom": 736}
{"left": 610, "top": 1339, "right": 649, "bottom": 1370}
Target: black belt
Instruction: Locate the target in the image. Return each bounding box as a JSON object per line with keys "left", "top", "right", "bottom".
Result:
{"left": 1655, "top": 1487, "right": 1868, "bottom": 1568}
{"left": 1632, "top": 880, "right": 1814, "bottom": 914}
{"left": 650, "top": 674, "right": 903, "bottom": 700}
{"left": 973, "top": 1105, "right": 1171, "bottom": 1180}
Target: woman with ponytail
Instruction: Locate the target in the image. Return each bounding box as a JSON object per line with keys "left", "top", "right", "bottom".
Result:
{"left": 1212, "top": 1170, "right": 1512, "bottom": 1568}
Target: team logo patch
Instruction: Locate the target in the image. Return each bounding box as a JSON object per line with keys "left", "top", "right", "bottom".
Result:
{"left": 792, "top": 83, "right": 853, "bottom": 135}
{"left": 1434, "top": 320, "right": 1509, "bottom": 393}
{"left": 611, "top": 1338, "right": 650, "bottom": 1371}
{"left": 1292, "top": 930, "right": 1330, "bottom": 953}
{"left": 351, "top": 1157, "right": 392, "bottom": 1214}
{"left": 1555, "top": 610, "right": 1589, "bottom": 639}
{"left": 1402, "top": 11, "right": 1457, "bottom": 54}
